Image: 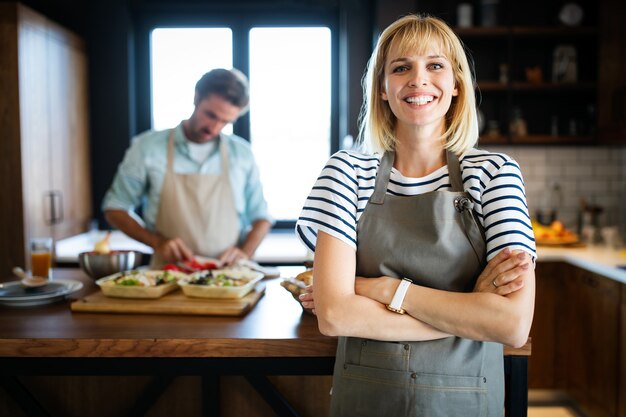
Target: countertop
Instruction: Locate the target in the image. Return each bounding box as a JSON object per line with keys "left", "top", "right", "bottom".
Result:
{"left": 536, "top": 245, "right": 626, "bottom": 284}
{"left": 0, "top": 267, "right": 529, "bottom": 359}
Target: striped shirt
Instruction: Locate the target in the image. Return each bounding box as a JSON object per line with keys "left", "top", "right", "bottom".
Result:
{"left": 296, "top": 148, "right": 537, "bottom": 261}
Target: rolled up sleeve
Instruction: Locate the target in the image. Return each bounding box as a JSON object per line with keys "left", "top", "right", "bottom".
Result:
{"left": 101, "top": 139, "right": 148, "bottom": 213}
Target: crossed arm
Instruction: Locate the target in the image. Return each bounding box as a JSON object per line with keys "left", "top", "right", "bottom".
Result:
{"left": 301, "top": 231, "right": 535, "bottom": 348}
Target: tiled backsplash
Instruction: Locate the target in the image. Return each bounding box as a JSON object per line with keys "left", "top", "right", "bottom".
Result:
{"left": 483, "top": 145, "right": 626, "bottom": 237}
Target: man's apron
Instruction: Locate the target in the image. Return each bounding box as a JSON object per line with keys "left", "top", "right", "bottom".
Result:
{"left": 329, "top": 151, "right": 504, "bottom": 417}
{"left": 150, "top": 130, "right": 240, "bottom": 268}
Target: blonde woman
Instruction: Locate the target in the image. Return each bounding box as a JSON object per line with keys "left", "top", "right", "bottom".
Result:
{"left": 296, "top": 14, "right": 535, "bottom": 416}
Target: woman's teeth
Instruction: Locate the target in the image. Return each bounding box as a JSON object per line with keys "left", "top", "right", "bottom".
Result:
{"left": 405, "top": 96, "right": 434, "bottom": 105}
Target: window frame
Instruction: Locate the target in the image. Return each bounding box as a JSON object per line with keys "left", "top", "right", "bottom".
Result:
{"left": 134, "top": 7, "right": 340, "bottom": 228}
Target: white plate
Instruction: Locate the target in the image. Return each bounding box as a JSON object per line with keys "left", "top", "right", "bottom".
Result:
{"left": 179, "top": 267, "right": 264, "bottom": 299}
{"left": 96, "top": 270, "right": 188, "bottom": 299}
{"left": 0, "top": 279, "right": 83, "bottom": 307}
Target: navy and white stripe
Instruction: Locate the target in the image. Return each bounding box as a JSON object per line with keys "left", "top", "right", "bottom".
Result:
{"left": 296, "top": 148, "right": 537, "bottom": 261}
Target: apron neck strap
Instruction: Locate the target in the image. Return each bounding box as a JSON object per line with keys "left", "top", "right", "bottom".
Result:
{"left": 370, "top": 149, "right": 464, "bottom": 205}
{"left": 446, "top": 150, "right": 464, "bottom": 192}
{"left": 167, "top": 129, "right": 176, "bottom": 171}
{"left": 370, "top": 151, "right": 394, "bottom": 205}
{"left": 219, "top": 136, "right": 229, "bottom": 177}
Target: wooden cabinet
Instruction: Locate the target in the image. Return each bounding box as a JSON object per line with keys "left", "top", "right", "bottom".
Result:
{"left": 564, "top": 268, "right": 620, "bottom": 417}
{"left": 531, "top": 262, "right": 622, "bottom": 417}
{"left": 617, "top": 284, "right": 626, "bottom": 417}
{"left": 0, "top": 3, "right": 91, "bottom": 278}
{"left": 416, "top": 0, "right": 599, "bottom": 145}
{"left": 528, "top": 262, "right": 565, "bottom": 388}
{"left": 597, "top": 0, "right": 626, "bottom": 143}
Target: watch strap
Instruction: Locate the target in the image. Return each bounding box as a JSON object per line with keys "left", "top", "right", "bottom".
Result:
{"left": 386, "top": 278, "right": 412, "bottom": 314}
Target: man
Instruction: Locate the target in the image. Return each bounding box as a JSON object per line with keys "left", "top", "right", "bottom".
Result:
{"left": 102, "top": 68, "right": 272, "bottom": 267}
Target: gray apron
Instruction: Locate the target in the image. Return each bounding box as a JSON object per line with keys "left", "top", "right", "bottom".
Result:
{"left": 150, "top": 130, "right": 240, "bottom": 268}
{"left": 329, "top": 151, "right": 504, "bottom": 417}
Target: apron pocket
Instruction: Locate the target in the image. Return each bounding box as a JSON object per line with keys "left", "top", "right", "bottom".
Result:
{"left": 412, "top": 372, "right": 488, "bottom": 417}
{"left": 349, "top": 339, "right": 410, "bottom": 371}
{"left": 339, "top": 365, "right": 488, "bottom": 417}
{"left": 341, "top": 363, "right": 412, "bottom": 416}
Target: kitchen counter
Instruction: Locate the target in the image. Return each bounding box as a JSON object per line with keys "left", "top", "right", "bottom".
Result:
{"left": 536, "top": 245, "right": 626, "bottom": 284}
{"left": 0, "top": 268, "right": 530, "bottom": 417}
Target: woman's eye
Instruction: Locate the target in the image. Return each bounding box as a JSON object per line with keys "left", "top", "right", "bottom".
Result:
{"left": 392, "top": 65, "right": 409, "bottom": 73}
{"left": 429, "top": 62, "right": 444, "bottom": 70}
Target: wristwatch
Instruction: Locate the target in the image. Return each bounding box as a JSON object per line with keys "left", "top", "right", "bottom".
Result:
{"left": 386, "top": 278, "right": 412, "bottom": 314}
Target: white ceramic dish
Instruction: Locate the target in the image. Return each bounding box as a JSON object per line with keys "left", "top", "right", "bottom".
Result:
{"left": 179, "top": 267, "right": 264, "bottom": 299}
{"left": 96, "top": 270, "right": 188, "bottom": 299}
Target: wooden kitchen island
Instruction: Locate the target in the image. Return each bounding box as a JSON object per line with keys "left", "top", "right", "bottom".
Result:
{"left": 0, "top": 268, "right": 529, "bottom": 417}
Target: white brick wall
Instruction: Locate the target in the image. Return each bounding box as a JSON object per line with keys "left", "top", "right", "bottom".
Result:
{"left": 483, "top": 145, "right": 626, "bottom": 237}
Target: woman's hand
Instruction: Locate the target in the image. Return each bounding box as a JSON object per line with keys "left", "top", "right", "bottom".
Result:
{"left": 473, "top": 247, "right": 530, "bottom": 295}
{"left": 299, "top": 285, "right": 316, "bottom": 314}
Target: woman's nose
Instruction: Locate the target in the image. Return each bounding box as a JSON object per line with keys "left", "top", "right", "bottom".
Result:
{"left": 408, "top": 68, "right": 428, "bottom": 87}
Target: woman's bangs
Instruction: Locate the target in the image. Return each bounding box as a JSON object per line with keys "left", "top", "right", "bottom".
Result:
{"left": 391, "top": 23, "right": 455, "bottom": 64}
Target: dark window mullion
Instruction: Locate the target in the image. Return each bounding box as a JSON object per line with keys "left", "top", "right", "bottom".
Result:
{"left": 232, "top": 23, "right": 251, "bottom": 141}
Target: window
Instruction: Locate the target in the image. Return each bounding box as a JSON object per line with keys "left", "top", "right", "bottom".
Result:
{"left": 249, "top": 27, "right": 331, "bottom": 221}
{"left": 150, "top": 28, "right": 233, "bottom": 131}
{"left": 149, "top": 23, "right": 334, "bottom": 225}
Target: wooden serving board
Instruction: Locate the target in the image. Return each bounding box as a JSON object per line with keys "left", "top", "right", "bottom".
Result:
{"left": 70, "top": 284, "right": 265, "bottom": 316}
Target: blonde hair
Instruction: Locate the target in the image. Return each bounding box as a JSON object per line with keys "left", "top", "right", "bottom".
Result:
{"left": 358, "top": 14, "right": 478, "bottom": 154}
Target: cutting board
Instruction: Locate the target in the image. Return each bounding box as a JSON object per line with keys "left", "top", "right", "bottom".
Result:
{"left": 70, "top": 284, "right": 265, "bottom": 316}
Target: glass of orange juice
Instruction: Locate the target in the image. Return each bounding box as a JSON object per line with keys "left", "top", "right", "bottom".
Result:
{"left": 30, "top": 237, "right": 53, "bottom": 278}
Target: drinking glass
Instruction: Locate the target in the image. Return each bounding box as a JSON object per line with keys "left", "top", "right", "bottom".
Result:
{"left": 30, "top": 237, "right": 53, "bottom": 278}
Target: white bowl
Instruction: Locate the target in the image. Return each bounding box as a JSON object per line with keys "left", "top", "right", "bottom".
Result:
{"left": 96, "top": 270, "right": 188, "bottom": 299}
{"left": 179, "top": 267, "right": 263, "bottom": 299}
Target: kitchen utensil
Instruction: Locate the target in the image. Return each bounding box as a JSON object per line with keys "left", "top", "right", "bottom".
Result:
{"left": 78, "top": 250, "right": 143, "bottom": 279}
{"left": 12, "top": 267, "right": 48, "bottom": 288}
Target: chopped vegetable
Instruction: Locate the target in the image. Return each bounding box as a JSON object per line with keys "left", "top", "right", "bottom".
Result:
{"left": 163, "top": 264, "right": 180, "bottom": 271}
{"left": 112, "top": 270, "right": 178, "bottom": 287}
{"left": 188, "top": 270, "right": 247, "bottom": 287}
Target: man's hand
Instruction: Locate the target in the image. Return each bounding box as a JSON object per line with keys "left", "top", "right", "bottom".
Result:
{"left": 219, "top": 246, "right": 249, "bottom": 266}
{"left": 154, "top": 237, "right": 194, "bottom": 263}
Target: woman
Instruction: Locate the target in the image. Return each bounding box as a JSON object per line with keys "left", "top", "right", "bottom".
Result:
{"left": 296, "top": 14, "right": 536, "bottom": 416}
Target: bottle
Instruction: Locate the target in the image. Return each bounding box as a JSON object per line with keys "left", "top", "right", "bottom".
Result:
{"left": 509, "top": 108, "right": 528, "bottom": 137}
{"left": 457, "top": 3, "right": 473, "bottom": 28}
{"left": 536, "top": 182, "right": 562, "bottom": 226}
{"left": 480, "top": 0, "right": 499, "bottom": 27}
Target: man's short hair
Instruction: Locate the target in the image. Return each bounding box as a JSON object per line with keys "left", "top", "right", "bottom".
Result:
{"left": 195, "top": 68, "right": 250, "bottom": 110}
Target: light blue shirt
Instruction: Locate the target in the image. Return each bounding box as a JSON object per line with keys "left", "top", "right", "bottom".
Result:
{"left": 102, "top": 123, "right": 272, "bottom": 241}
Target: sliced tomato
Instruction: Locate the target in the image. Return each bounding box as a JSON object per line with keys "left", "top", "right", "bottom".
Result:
{"left": 163, "top": 263, "right": 180, "bottom": 271}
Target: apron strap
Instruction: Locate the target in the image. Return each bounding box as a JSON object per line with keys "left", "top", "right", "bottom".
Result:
{"left": 167, "top": 129, "right": 176, "bottom": 172}
{"left": 370, "top": 151, "right": 395, "bottom": 205}
{"left": 218, "top": 135, "right": 230, "bottom": 179}
{"left": 371, "top": 150, "right": 464, "bottom": 204}
{"left": 446, "top": 150, "right": 464, "bottom": 192}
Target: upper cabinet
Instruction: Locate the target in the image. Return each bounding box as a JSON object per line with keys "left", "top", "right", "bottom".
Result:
{"left": 597, "top": 0, "right": 626, "bottom": 144}
{"left": 0, "top": 2, "right": 92, "bottom": 277}
{"left": 415, "top": 0, "right": 618, "bottom": 145}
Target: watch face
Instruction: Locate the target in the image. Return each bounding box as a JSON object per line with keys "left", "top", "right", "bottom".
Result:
{"left": 559, "top": 3, "right": 584, "bottom": 26}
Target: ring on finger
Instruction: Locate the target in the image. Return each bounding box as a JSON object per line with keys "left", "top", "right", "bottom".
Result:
{"left": 492, "top": 279, "right": 499, "bottom": 288}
